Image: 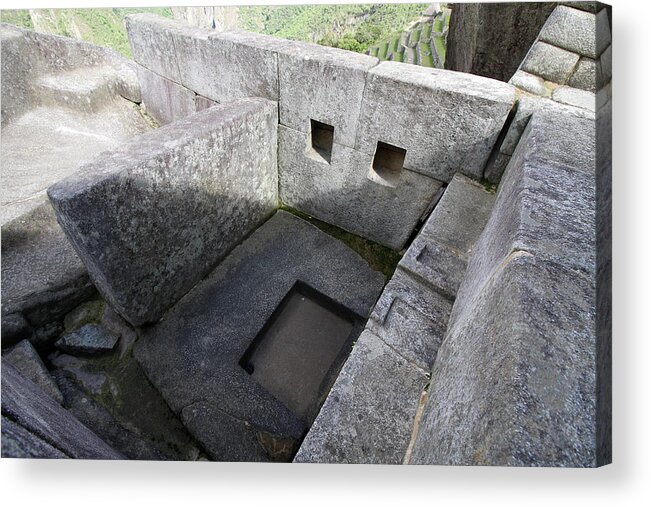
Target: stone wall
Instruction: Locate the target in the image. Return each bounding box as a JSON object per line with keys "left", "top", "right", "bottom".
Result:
{"left": 125, "top": 13, "right": 516, "bottom": 250}
{"left": 48, "top": 98, "right": 278, "bottom": 327}
{"left": 410, "top": 110, "right": 600, "bottom": 466}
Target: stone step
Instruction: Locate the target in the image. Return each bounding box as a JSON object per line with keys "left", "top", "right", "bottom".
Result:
{"left": 35, "top": 66, "right": 125, "bottom": 114}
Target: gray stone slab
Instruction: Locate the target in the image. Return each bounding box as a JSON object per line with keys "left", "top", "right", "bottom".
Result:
{"left": 294, "top": 330, "right": 427, "bottom": 464}
{"left": 195, "top": 95, "right": 217, "bottom": 112}
{"left": 278, "top": 125, "right": 442, "bottom": 250}
{"left": 483, "top": 152, "right": 511, "bottom": 185}
{"left": 172, "top": 29, "right": 292, "bottom": 103}
{"left": 600, "top": 44, "right": 612, "bottom": 83}
{"left": 419, "top": 173, "right": 496, "bottom": 259}
{"left": 355, "top": 62, "right": 515, "bottom": 182}
{"left": 3, "top": 339, "right": 63, "bottom": 403}
{"left": 569, "top": 57, "right": 601, "bottom": 92}
{"left": 48, "top": 98, "right": 278, "bottom": 326}
{"left": 1, "top": 359, "right": 122, "bottom": 459}
{"left": 136, "top": 65, "right": 197, "bottom": 125}
{"left": 522, "top": 41, "right": 580, "bottom": 84}
{"left": 278, "top": 44, "right": 378, "bottom": 148}
{"left": 134, "top": 211, "right": 385, "bottom": 461}
{"left": 55, "top": 324, "right": 119, "bottom": 356}
{"left": 367, "top": 269, "right": 451, "bottom": 372}
{"left": 510, "top": 70, "right": 547, "bottom": 96}
{"left": 1, "top": 416, "right": 68, "bottom": 459}
{"left": 125, "top": 13, "right": 189, "bottom": 83}
{"left": 552, "top": 86, "right": 596, "bottom": 111}
{"left": 539, "top": 5, "right": 602, "bottom": 58}
{"left": 50, "top": 353, "right": 108, "bottom": 396}
{"left": 1, "top": 201, "right": 96, "bottom": 348}
{"left": 411, "top": 253, "right": 597, "bottom": 466}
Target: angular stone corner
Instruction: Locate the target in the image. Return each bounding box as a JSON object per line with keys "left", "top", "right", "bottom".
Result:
{"left": 4, "top": 339, "right": 64, "bottom": 404}
{"left": 522, "top": 41, "right": 580, "bottom": 84}
{"left": 47, "top": 99, "right": 278, "bottom": 326}
{"left": 278, "top": 44, "right": 378, "bottom": 148}
{"left": 539, "top": 5, "right": 600, "bottom": 58}
{"left": 355, "top": 62, "right": 516, "bottom": 182}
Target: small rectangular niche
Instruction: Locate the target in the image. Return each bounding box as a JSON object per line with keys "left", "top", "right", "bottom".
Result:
{"left": 240, "top": 281, "right": 361, "bottom": 425}
{"left": 367, "top": 141, "right": 406, "bottom": 188}
{"left": 307, "top": 119, "right": 334, "bottom": 164}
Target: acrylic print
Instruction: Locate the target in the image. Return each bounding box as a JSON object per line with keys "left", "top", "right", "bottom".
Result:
{"left": 0, "top": 2, "right": 611, "bottom": 466}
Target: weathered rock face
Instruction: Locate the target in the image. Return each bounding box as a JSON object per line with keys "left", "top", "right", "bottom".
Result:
{"left": 410, "top": 110, "right": 600, "bottom": 467}
{"left": 444, "top": 2, "right": 557, "bottom": 82}
{"left": 3, "top": 339, "right": 64, "bottom": 403}
{"left": 1, "top": 359, "right": 122, "bottom": 459}
{"left": 48, "top": 98, "right": 278, "bottom": 327}
{"left": 55, "top": 324, "right": 119, "bottom": 356}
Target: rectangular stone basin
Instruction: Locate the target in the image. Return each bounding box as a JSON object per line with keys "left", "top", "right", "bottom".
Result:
{"left": 240, "top": 281, "right": 361, "bottom": 424}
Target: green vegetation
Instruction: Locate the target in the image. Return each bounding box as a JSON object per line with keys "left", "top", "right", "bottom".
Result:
{"left": 0, "top": 10, "right": 33, "bottom": 29}
{"left": 0, "top": 8, "right": 173, "bottom": 58}
{"left": 240, "top": 4, "right": 427, "bottom": 53}
{"left": 279, "top": 205, "right": 402, "bottom": 279}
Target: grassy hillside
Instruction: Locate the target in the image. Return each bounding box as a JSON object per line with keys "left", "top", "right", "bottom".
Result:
{"left": 0, "top": 8, "right": 173, "bottom": 58}
{"left": 1, "top": 5, "right": 428, "bottom": 59}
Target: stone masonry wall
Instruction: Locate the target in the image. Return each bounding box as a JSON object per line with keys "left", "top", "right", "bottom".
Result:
{"left": 125, "top": 13, "right": 516, "bottom": 250}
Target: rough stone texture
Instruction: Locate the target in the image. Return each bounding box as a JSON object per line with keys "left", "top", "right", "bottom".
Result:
{"left": 48, "top": 99, "right": 278, "bottom": 326}
{"left": 50, "top": 354, "right": 108, "bottom": 396}
{"left": 483, "top": 152, "right": 512, "bottom": 185}
{"left": 444, "top": 2, "right": 556, "bottom": 82}
{"left": 510, "top": 70, "right": 547, "bottom": 96}
{"left": 63, "top": 299, "right": 105, "bottom": 332}
{"left": 3, "top": 340, "right": 63, "bottom": 403}
{"left": 552, "top": 86, "right": 596, "bottom": 111}
{"left": 1, "top": 359, "right": 122, "bottom": 459}
{"left": 411, "top": 254, "right": 597, "bottom": 466}
{"left": 278, "top": 125, "right": 442, "bottom": 250}
{"left": 410, "top": 110, "right": 599, "bottom": 466}
{"left": 136, "top": 65, "right": 197, "bottom": 125}
{"left": 1, "top": 202, "right": 96, "bottom": 348}
{"left": 1, "top": 416, "right": 68, "bottom": 459}
{"left": 55, "top": 324, "right": 119, "bottom": 356}
{"left": 355, "top": 62, "right": 516, "bottom": 182}
{"left": 125, "top": 13, "right": 189, "bottom": 84}
{"left": 569, "top": 57, "right": 602, "bottom": 92}
{"left": 367, "top": 269, "right": 451, "bottom": 372}
{"left": 294, "top": 330, "right": 427, "bottom": 464}
{"left": 1, "top": 23, "right": 142, "bottom": 128}
{"left": 277, "top": 44, "right": 378, "bottom": 148}
{"left": 134, "top": 211, "right": 385, "bottom": 461}
{"left": 195, "top": 95, "right": 217, "bottom": 111}
{"left": 539, "top": 5, "right": 604, "bottom": 58}
{"left": 522, "top": 41, "right": 580, "bottom": 84}
{"left": 171, "top": 27, "right": 292, "bottom": 103}
{"left": 53, "top": 371, "right": 167, "bottom": 460}
{"left": 499, "top": 94, "right": 595, "bottom": 158}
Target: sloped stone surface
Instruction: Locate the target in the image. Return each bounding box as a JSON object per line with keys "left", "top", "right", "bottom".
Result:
{"left": 539, "top": 5, "right": 603, "bottom": 58}
{"left": 136, "top": 65, "right": 196, "bottom": 125}
{"left": 55, "top": 324, "right": 119, "bottom": 356}
{"left": 1, "top": 416, "right": 68, "bottom": 459}
{"left": 1, "top": 359, "right": 122, "bottom": 459}
{"left": 3, "top": 339, "right": 63, "bottom": 403}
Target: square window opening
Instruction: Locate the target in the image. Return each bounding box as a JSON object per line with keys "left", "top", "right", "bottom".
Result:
{"left": 308, "top": 119, "right": 334, "bottom": 164}
{"left": 368, "top": 141, "right": 406, "bottom": 188}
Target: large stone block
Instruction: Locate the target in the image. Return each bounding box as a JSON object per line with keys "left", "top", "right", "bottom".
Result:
{"left": 172, "top": 29, "right": 293, "bottom": 103}
{"left": 539, "top": 5, "right": 604, "bottom": 58}
{"left": 522, "top": 41, "right": 580, "bottom": 84}
{"left": 294, "top": 330, "right": 428, "bottom": 464}
{"left": 355, "top": 62, "right": 515, "bottom": 182}
{"left": 1, "top": 416, "right": 68, "bottom": 459}
{"left": 125, "top": 13, "right": 190, "bottom": 83}
{"left": 278, "top": 44, "right": 378, "bottom": 148}
{"left": 48, "top": 99, "right": 278, "bottom": 327}
{"left": 1, "top": 359, "right": 122, "bottom": 459}
{"left": 410, "top": 253, "right": 597, "bottom": 466}
{"left": 278, "top": 125, "right": 442, "bottom": 250}
{"left": 4, "top": 340, "right": 63, "bottom": 403}
{"left": 136, "top": 65, "right": 196, "bottom": 125}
